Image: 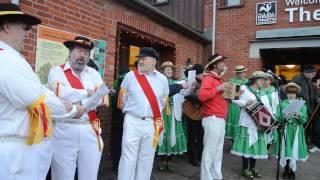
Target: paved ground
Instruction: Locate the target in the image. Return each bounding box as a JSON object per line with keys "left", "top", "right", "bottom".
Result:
{"left": 99, "top": 141, "right": 320, "bottom": 180}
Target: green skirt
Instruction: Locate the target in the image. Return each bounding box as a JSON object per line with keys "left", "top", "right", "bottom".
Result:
{"left": 225, "top": 102, "right": 241, "bottom": 139}
{"left": 231, "top": 126, "right": 268, "bottom": 159}
{"left": 158, "top": 110, "right": 187, "bottom": 155}
{"left": 273, "top": 124, "right": 308, "bottom": 160}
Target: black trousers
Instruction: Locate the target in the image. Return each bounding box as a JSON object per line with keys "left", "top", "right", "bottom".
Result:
{"left": 110, "top": 111, "right": 125, "bottom": 171}
{"left": 186, "top": 117, "right": 204, "bottom": 162}
{"left": 312, "top": 116, "right": 320, "bottom": 148}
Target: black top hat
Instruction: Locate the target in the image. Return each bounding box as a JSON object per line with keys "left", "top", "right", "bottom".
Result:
{"left": 136, "top": 47, "right": 159, "bottom": 61}
{"left": 63, "top": 36, "right": 94, "bottom": 50}
{"left": 0, "top": 3, "right": 41, "bottom": 25}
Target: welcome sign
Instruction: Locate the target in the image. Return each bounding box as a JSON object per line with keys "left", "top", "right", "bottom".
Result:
{"left": 285, "top": 0, "right": 320, "bottom": 22}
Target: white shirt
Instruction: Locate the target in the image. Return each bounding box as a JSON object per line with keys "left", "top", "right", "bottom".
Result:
{"left": 0, "top": 41, "right": 75, "bottom": 138}
{"left": 120, "top": 70, "right": 169, "bottom": 118}
{"left": 48, "top": 62, "right": 104, "bottom": 121}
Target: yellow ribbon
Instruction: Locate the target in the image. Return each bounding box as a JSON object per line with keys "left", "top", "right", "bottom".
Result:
{"left": 165, "top": 96, "right": 171, "bottom": 115}
{"left": 0, "top": 11, "right": 24, "bottom": 15}
{"left": 91, "top": 119, "right": 102, "bottom": 152}
{"left": 117, "top": 88, "right": 127, "bottom": 109}
{"left": 27, "top": 94, "right": 52, "bottom": 145}
{"left": 152, "top": 118, "right": 163, "bottom": 148}
{"left": 55, "top": 81, "right": 60, "bottom": 97}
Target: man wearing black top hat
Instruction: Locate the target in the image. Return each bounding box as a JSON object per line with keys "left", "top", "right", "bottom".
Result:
{"left": 117, "top": 47, "right": 169, "bottom": 180}
{"left": 0, "top": 3, "right": 85, "bottom": 180}
{"left": 47, "top": 36, "right": 110, "bottom": 180}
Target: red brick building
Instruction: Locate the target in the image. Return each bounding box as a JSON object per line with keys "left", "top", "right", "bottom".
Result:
{"left": 1, "top": 0, "right": 212, "bottom": 175}
{"left": 209, "top": 0, "right": 320, "bottom": 79}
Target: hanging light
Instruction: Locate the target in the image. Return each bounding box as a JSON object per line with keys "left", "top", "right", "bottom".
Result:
{"left": 285, "top": 65, "right": 296, "bottom": 69}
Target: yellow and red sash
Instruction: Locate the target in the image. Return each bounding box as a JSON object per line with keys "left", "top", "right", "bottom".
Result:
{"left": 133, "top": 70, "right": 164, "bottom": 148}
{"left": 27, "top": 94, "right": 52, "bottom": 145}
{"left": 60, "top": 64, "right": 102, "bottom": 151}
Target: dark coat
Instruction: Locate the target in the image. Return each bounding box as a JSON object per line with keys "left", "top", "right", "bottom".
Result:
{"left": 292, "top": 74, "right": 318, "bottom": 115}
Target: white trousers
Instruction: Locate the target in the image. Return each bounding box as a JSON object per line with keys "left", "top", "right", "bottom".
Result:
{"left": 0, "top": 138, "right": 52, "bottom": 180}
{"left": 118, "top": 114, "right": 156, "bottom": 180}
{"left": 51, "top": 122, "right": 103, "bottom": 180}
{"left": 201, "top": 116, "right": 226, "bottom": 180}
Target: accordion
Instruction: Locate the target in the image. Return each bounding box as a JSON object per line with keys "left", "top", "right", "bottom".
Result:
{"left": 245, "top": 101, "right": 276, "bottom": 133}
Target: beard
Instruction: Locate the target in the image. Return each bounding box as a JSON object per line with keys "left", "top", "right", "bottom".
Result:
{"left": 71, "top": 59, "right": 86, "bottom": 72}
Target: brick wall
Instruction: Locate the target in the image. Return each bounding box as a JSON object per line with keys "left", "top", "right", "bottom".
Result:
{"left": 208, "top": 0, "right": 320, "bottom": 79}
{"left": 2, "top": 0, "right": 206, "bottom": 172}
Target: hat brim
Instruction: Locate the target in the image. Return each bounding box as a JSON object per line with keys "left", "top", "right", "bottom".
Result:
{"left": 136, "top": 54, "right": 158, "bottom": 60}
{"left": 63, "top": 41, "right": 94, "bottom": 50}
{"left": 0, "top": 14, "right": 41, "bottom": 25}
{"left": 249, "top": 75, "right": 266, "bottom": 80}
{"left": 234, "top": 68, "right": 247, "bottom": 73}
{"left": 204, "top": 56, "right": 226, "bottom": 72}
{"left": 283, "top": 83, "right": 301, "bottom": 94}
{"left": 161, "top": 64, "right": 175, "bottom": 69}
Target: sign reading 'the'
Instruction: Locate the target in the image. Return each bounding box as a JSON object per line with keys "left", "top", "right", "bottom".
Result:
{"left": 256, "top": 1, "right": 277, "bottom": 25}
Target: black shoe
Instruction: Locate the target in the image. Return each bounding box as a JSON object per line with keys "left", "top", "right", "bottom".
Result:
{"left": 242, "top": 169, "right": 254, "bottom": 179}
{"left": 251, "top": 168, "right": 261, "bottom": 178}
{"left": 282, "top": 170, "right": 290, "bottom": 179}
{"left": 289, "top": 171, "right": 296, "bottom": 180}
{"left": 166, "top": 160, "right": 175, "bottom": 172}
{"left": 189, "top": 160, "right": 200, "bottom": 167}
{"left": 158, "top": 160, "right": 166, "bottom": 171}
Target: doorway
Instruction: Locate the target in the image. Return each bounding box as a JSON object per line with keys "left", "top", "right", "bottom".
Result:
{"left": 115, "top": 23, "right": 176, "bottom": 79}
{"left": 260, "top": 47, "right": 320, "bottom": 81}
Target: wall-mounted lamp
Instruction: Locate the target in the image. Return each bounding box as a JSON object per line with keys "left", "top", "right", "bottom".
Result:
{"left": 285, "top": 65, "right": 296, "bottom": 69}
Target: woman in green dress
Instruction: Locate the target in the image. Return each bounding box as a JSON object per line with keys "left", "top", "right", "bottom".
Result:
{"left": 226, "top": 65, "right": 248, "bottom": 140}
{"left": 231, "top": 71, "right": 272, "bottom": 179}
{"left": 262, "top": 73, "right": 280, "bottom": 147}
{"left": 157, "top": 61, "right": 188, "bottom": 172}
{"left": 273, "top": 82, "right": 308, "bottom": 179}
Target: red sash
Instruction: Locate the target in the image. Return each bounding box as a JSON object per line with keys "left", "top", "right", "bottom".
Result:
{"left": 60, "top": 64, "right": 102, "bottom": 151}
{"left": 133, "top": 70, "right": 164, "bottom": 147}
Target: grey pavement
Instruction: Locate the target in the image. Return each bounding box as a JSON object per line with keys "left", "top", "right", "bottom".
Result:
{"left": 99, "top": 140, "right": 320, "bottom": 180}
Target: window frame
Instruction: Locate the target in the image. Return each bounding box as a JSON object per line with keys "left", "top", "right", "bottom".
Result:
{"left": 153, "top": 0, "right": 169, "bottom": 6}
{"left": 219, "top": 0, "right": 244, "bottom": 9}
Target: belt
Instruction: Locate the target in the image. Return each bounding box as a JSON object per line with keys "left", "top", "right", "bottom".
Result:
{"left": 56, "top": 120, "right": 91, "bottom": 125}
{"left": 127, "top": 113, "right": 153, "bottom": 121}
{"left": 0, "top": 136, "right": 50, "bottom": 143}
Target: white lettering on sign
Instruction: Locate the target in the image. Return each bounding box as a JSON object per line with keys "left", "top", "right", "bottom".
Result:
{"left": 285, "top": 0, "right": 320, "bottom": 6}
{"left": 286, "top": 7, "right": 320, "bottom": 22}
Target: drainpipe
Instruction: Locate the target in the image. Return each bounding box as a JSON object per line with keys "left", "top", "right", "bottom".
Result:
{"left": 212, "top": 0, "right": 217, "bottom": 54}
{"left": 11, "top": 0, "right": 20, "bottom": 5}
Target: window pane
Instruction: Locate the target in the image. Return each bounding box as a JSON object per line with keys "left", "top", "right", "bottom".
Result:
{"left": 156, "top": 0, "right": 168, "bottom": 3}
{"left": 227, "top": 0, "right": 241, "bottom": 6}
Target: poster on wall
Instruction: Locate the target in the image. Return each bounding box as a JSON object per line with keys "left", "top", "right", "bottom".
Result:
{"left": 35, "top": 25, "right": 107, "bottom": 84}
{"left": 256, "top": 1, "right": 277, "bottom": 25}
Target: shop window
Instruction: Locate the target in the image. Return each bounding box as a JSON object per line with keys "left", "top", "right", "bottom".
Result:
{"left": 154, "top": 0, "right": 169, "bottom": 5}
{"left": 219, "top": 0, "right": 243, "bottom": 8}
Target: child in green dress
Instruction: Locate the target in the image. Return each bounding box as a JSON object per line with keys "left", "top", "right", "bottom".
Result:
{"left": 157, "top": 61, "right": 188, "bottom": 172}
{"left": 274, "top": 82, "right": 308, "bottom": 180}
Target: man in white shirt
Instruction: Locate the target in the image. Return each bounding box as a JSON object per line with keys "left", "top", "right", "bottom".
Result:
{"left": 117, "top": 47, "right": 169, "bottom": 180}
{"left": 0, "top": 3, "right": 85, "bottom": 180}
{"left": 48, "top": 36, "right": 109, "bottom": 180}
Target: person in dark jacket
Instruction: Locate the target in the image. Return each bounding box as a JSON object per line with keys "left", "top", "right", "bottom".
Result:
{"left": 292, "top": 65, "right": 319, "bottom": 146}
{"left": 183, "top": 64, "right": 205, "bottom": 167}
